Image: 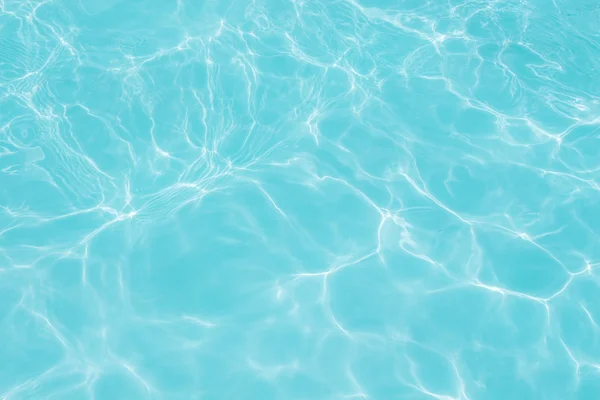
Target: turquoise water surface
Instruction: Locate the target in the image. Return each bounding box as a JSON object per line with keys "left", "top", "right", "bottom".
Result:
{"left": 2, "top": 0, "right": 600, "bottom": 398}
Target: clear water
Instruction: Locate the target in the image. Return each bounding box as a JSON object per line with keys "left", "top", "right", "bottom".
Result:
{"left": 1, "top": 0, "right": 599, "bottom": 398}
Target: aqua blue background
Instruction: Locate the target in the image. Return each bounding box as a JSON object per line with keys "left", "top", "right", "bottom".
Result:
{"left": 1, "top": 0, "right": 600, "bottom": 398}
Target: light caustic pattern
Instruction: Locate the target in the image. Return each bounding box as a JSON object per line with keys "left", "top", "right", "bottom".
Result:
{"left": 1, "top": 0, "right": 600, "bottom": 398}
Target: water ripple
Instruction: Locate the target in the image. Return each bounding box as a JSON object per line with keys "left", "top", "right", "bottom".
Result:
{"left": 1, "top": 0, "right": 600, "bottom": 398}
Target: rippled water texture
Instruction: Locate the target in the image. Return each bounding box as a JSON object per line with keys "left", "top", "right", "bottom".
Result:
{"left": 1, "top": 0, "right": 600, "bottom": 398}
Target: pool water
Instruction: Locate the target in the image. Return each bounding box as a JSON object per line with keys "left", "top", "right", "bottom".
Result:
{"left": 1, "top": 0, "right": 600, "bottom": 399}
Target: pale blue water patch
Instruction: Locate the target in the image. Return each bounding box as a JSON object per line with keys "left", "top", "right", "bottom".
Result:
{"left": 1, "top": 0, "right": 600, "bottom": 398}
